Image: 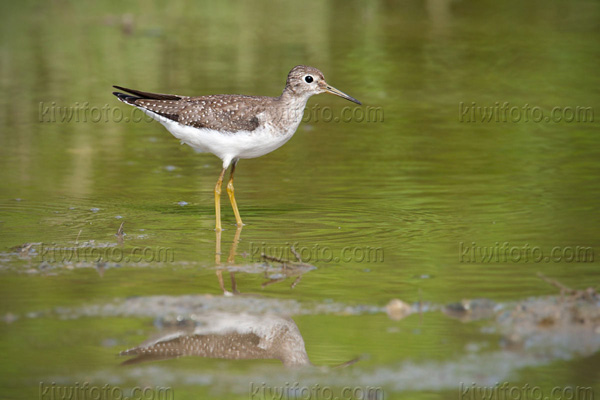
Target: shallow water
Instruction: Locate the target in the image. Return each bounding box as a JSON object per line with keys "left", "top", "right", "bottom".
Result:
{"left": 1, "top": 0, "right": 599, "bottom": 399}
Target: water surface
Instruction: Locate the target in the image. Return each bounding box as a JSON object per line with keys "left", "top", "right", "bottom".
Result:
{"left": 1, "top": 0, "right": 599, "bottom": 399}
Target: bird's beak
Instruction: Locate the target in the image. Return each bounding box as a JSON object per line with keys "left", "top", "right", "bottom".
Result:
{"left": 323, "top": 83, "right": 362, "bottom": 105}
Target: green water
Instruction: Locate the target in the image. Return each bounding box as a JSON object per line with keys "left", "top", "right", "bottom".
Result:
{"left": 1, "top": 0, "right": 599, "bottom": 399}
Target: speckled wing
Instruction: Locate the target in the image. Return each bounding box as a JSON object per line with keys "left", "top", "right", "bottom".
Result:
{"left": 119, "top": 332, "right": 270, "bottom": 365}
{"left": 113, "top": 86, "right": 265, "bottom": 133}
{"left": 177, "top": 95, "right": 265, "bottom": 132}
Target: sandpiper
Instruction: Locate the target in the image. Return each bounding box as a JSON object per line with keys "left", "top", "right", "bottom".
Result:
{"left": 120, "top": 312, "right": 311, "bottom": 367}
{"left": 113, "top": 65, "right": 361, "bottom": 231}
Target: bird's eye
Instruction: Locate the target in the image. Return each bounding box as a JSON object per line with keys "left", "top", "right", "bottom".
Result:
{"left": 304, "top": 75, "right": 314, "bottom": 83}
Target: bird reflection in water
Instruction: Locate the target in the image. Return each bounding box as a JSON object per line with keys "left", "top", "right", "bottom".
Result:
{"left": 120, "top": 311, "right": 311, "bottom": 367}
{"left": 120, "top": 227, "right": 325, "bottom": 367}
{"left": 215, "top": 226, "right": 316, "bottom": 295}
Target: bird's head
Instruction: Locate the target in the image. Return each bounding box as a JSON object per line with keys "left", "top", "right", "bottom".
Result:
{"left": 284, "top": 65, "right": 361, "bottom": 105}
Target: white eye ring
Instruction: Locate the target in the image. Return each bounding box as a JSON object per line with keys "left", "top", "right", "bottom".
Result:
{"left": 304, "top": 75, "right": 314, "bottom": 83}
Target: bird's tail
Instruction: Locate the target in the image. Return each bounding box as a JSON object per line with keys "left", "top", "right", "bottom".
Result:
{"left": 112, "top": 85, "right": 181, "bottom": 106}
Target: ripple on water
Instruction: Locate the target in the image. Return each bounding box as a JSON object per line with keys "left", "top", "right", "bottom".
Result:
{"left": 0, "top": 198, "right": 146, "bottom": 248}
{"left": 255, "top": 203, "right": 450, "bottom": 251}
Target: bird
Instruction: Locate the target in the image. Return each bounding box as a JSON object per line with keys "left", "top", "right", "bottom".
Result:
{"left": 113, "top": 65, "right": 361, "bottom": 231}
{"left": 119, "top": 312, "right": 312, "bottom": 367}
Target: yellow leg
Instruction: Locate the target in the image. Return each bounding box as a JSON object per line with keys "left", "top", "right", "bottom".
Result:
{"left": 214, "top": 168, "right": 226, "bottom": 231}
{"left": 226, "top": 161, "right": 243, "bottom": 228}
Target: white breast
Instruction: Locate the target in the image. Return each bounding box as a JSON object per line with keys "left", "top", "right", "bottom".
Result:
{"left": 140, "top": 108, "right": 303, "bottom": 168}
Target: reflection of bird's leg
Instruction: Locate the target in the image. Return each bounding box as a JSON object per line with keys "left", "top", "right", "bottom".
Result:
{"left": 230, "top": 272, "right": 239, "bottom": 294}
{"left": 216, "top": 269, "right": 238, "bottom": 295}
{"left": 215, "top": 226, "right": 243, "bottom": 295}
{"left": 214, "top": 168, "right": 226, "bottom": 231}
{"left": 216, "top": 268, "right": 237, "bottom": 296}
{"left": 227, "top": 226, "right": 243, "bottom": 294}
{"left": 215, "top": 227, "right": 227, "bottom": 294}
{"left": 226, "top": 160, "right": 243, "bottom": 228}
{"left": 227, "top": 226, "right": 242, "bottom": 264}
{"left": 216, "top": 269, "right": 226, "bottom": 294}
{"left": 214, "top": 227, "right": 232, "bottom": 295}
{"left": 215, "top": 226, "right": 222, "bottom": 264}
